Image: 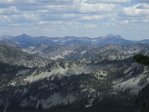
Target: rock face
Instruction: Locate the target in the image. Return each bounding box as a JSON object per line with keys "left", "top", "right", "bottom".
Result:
{"left": 0, "top": 43, "right": 51, "bottom": 68}
{"left": 22, "top": 44, "right": 97, "bottom": 60}
{"left": 0, "top": 41, "right": 149, "bottom": 112}
{"left": 21, "top": 43, "right": 149, "bottom": 61}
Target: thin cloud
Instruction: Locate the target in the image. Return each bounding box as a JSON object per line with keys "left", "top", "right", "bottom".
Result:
{"left": 85, "top": 0, "right": 131, "bottom": 3}
{"left": 136, "top": 0, "right": 149, "bottom": 2}
{"left": 137, "top": 3, "right": 149, "bottom": 8}
{"left": 0, "top": 0, "right": 148, "bottom": 40}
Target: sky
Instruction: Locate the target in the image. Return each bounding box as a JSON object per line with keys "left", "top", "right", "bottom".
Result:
{"left": 0, "top": 0, "right": 149, "bottom": 40}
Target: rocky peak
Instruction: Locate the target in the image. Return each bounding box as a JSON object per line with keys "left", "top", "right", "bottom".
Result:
{"left": 16, "top": 34, "right": 31, "bottom": 39}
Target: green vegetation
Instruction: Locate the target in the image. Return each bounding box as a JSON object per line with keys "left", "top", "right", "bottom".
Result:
{"left": 6, "top": 74, "right": 136, "bottom": 112}
{"left": 140, "top": 100, "right": 148, "bottom": 112}
{"left": 88, "top": 75, "right": 113, "bottom": 93}
{"left": 91, "top": 90, "right": 135, "bottom": 112}
{"left": 133, "top": 54, "right": 149, "bottom": 66}
{"left": 6, "top": 90, "right": 136, "bottom": 112}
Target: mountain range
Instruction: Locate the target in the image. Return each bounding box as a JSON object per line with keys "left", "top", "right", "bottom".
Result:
{"left": 0, "top": 34, "right": 148, "bottom": 47}
{"left": 0, "top": 34, "right": 149, "bottom": 112}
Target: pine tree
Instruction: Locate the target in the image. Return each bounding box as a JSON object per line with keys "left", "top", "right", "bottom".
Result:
{"left": 140, "top": 100, "right": 148, "bottom": 112}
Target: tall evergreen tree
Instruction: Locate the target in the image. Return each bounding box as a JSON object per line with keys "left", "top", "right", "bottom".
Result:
{"left": 140, "top": 100, "right": 148, "bottom": 112}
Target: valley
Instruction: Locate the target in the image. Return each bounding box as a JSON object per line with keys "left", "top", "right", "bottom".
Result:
{"left": 0, "top": 34, "right": 149, "bottom": 112}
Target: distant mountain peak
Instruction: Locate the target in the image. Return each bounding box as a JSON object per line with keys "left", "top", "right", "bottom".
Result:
{"left": 17, "top": 34, "right": 31, "bottom": 38}
{"left": 22, "top": 33, "right": 28, "bottom": 36}
{"left": 100, "top": 34, "right": 123, "bottom": 39}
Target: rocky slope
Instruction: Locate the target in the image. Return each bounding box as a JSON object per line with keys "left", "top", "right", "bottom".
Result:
{"left": 0, "top": 41, "right": 21, "bottom": 49}
{"left": 0, "top": 43, "right": 51, "bottom": 68}
{"left": 0, "top": 48, "right": 148, "bottom": 112}
{"left": 21, "top": 43, "right": 149, "bottom": 61}
{"left": 22, "top": 44, "right": 97, "bottom": 60}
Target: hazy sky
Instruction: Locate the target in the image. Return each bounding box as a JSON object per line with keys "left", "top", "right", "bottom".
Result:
{"left": 0, "top": 0, "right": 149, "bottom": 40}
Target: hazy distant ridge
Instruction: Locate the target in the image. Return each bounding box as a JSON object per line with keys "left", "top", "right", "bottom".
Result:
{"left": 0, "top": 34, "right": 147, "bottom": 47}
